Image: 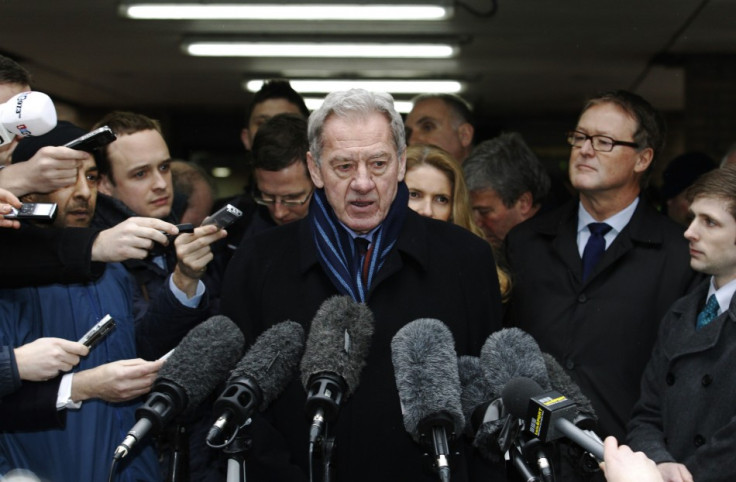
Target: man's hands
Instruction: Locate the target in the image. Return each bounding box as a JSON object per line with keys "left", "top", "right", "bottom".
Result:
{"left": 71, "top": 358, "right": 165, "bottom": 403}
{"left": 172, "top": 224, "right": 226, "bottom": 297}
{"left": 0, "top": 187, "right": 21, "bottom": 229}
{"left": 600, "top": 436, "right": 664, "bottom": 482}
{"left": 0, "top": 146, "right": 89, "bottom": 197}
{"left": 14, "top": 338, "right": 89, "bottom": 381}
{"left": 91, "top": 217, "right": 178, "bottom": 263}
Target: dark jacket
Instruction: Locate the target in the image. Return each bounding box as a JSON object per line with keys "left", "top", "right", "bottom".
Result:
{"left": 627, "top": 280, "right": 736, "bottom": 482}
{"left": 221, "top": 209, "right": 504, "bottom": 482}
{"left": 0, "top": 224, "right": 105, "bottom": 288}
{"left": 505, "top": 198, "right": 700, "bottom": 440}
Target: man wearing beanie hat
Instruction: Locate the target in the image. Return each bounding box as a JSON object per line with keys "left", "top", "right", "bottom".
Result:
{"left": 0, "top": 121, "right": 213, "bottom": 481}
{"left": 661, "top": 151, "right": 717, "bottom": 227}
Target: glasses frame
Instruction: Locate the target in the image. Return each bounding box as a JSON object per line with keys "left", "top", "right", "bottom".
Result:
{"left": 566, "top": 130, "right": 639, "bottom": 152}
{"left": 252, "top": 187, "right": 314, "bottom": 207}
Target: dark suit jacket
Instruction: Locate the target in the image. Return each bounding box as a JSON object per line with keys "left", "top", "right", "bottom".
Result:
{"left": 628, "top": 280, "right": 736, "bottom": 482}
{"left": 221, "top": 209, "right": 504, "bottom": 482}
{"left": 505, "top": 198, "right": 700, "bottom": 440}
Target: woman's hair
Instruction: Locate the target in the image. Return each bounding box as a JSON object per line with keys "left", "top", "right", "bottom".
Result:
{"left": 406, "top": 144, "right": 511, "bottom": 299}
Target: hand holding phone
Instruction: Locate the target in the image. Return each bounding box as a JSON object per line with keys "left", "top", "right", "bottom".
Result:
{"left": 4, "top": 202, "right": 57, "bottom": 222}
{"left": 64, "top": 126, "right": 116, "bottom": 152}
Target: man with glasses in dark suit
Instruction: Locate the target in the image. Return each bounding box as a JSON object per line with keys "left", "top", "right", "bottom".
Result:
{"left": 505, "top": 90, "right": 700, "bottom": 480}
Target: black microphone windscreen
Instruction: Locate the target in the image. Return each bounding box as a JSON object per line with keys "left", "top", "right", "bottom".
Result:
{"left": 501, "top": 377, "right": 544, "bottom": 419}
{"left": 391, "top": 318, "right": 464, "bottom": 442}
{"left": 158, "top": 315, "right": 245, "bottom": 411}
{"left": 480, "top": 327, "right": 550, "bottom": 398}
{"left": 229, "top": 321, "right": 305, "bottom": 410}
{"left": 299, "top": 295, "right": 375, "bottom": 396}
{"left": 458, "top": 355, "right": 506, "bottom": 462}
{"left": 542, "top": 352, "right": 597, "bottom": 426}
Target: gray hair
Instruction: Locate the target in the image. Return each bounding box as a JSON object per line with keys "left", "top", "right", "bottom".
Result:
{"left": 308, "top": 89, "right": 405, "bottom": 165}
{"left": 463, "top": 132, "right": 550, "bottom": 207}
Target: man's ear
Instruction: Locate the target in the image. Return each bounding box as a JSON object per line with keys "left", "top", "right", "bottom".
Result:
{"left": 397, "top": 150, "right": 407, "bottom": 182}
{"left": 307, "top": 152, "right": 324, "bottom": 188}
{"left": 634, "top": 147, "right": 654, "bottom": 174}
{"left": 458, "top": 123, "right": 474, "bottom": 148}
{"left": 98, "top": 174, "right": 114, "bottom": 195}
{"left": 515, "top": 191, "right": 534, "bottom": 216}
{"left": 241, "top": 128, "right": 252, "bottom": 151}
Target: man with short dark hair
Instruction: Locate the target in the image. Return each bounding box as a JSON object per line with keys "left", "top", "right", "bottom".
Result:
{"left": 240, "top": 79, "right": 310, "bottom": 150}
{"left": 506, "top": 90, "right": 700, "bottom": 478}
{"left": 221, "top": 89, "right": 503, "bottom": 481}
{"left": 463, "top": 131, "right": 551, "bottom": 247}
{"left": 405, "top": 93, "right": 475, "bottom": 163}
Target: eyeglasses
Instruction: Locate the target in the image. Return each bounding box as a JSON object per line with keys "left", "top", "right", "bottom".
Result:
{"left": 253, "top": 188, "right": 314, "bottom": 207}
{"left": 566, "top": 131, "right": 639, "bottom": 152}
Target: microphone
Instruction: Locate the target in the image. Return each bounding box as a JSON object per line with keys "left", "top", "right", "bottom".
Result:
{"left": 501, "top": 377, "right": 604, "bottom": 461}
{"left": 457, "top": 355, "right": 506, "bottom": 463}
{"left": 391, "top": 319, "right": 464, "bottom": 482}
{"left": 300, "top": 295, "right": 375, "bottom": 447}
{"left": 479, "top": 327, "right": 551, "bottom": 397}
{"left": 207, "top": 320, "right": 305, "bottom": 446}
{"left": 541, "top": 352, "right": 597, "bottom": 430}
{"left": 476, "top": 328, "right": 555, "bottom": 481}
{"left": 114, "top": 316, "right": 245, "bottom": 460}
{"left": 0, "top": 91, "right": 57, "bottom": 146}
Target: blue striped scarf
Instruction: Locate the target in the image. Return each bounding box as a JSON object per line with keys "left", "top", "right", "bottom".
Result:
{"left": 309, "top": 182, "right": 409, "bottom": 303}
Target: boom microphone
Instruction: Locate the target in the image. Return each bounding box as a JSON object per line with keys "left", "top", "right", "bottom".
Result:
{"left": 479, "top": 328, "right": 551, "bottom": 397}
{"left": 207, "top": 321, "right": 305, "bottom": 446}
{"left": 391, "top": 319, "right": 464, "bottom": 482}
{"left": 0, "top": 91, "right": 57, "bottom": 146}
{"left": 541, "top": 353, "right": 597, "bottom": 430}
{"left": 501, "top": 377, "right": 604, "bottom": 461}
{"left": 300, "top": 296, "right": 375, "bottom": 447}
{"left": 114, "top": 316, "right": 245, "bottom": 460}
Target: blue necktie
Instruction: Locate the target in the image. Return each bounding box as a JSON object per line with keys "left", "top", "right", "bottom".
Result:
{"left": 696, "top": 294, "right": 719, "bottom": 330}
{"left": 582, "top": 223, "right": 612, "bottom": 281}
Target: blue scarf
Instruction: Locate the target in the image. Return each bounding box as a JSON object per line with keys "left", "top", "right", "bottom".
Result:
{"left": 309, "top": 182, "right": 409, "bottom": 303}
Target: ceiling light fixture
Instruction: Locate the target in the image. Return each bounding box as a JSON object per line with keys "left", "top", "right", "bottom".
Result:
{"left": 121, "top": 3, "right": 452, "bottom": 21}
{"left": 304, "top": 97, "right": 414, "bottom": 113}
{"left": 185, "top": 41, "right": 456, "bottom": 58}
{"left": 246, "top": 79, "right": 463, "bottom": 94}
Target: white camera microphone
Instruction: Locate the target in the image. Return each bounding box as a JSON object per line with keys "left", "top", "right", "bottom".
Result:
{"left": 0, "top": 91, "right": 57, "bottom": 146}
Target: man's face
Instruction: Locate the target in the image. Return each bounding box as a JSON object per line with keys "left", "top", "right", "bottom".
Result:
{"left": 242, "top": 98, "right": 304, "bottom": 150}
{"left": 405, "top": 98, "right": 472, "bottom": 163}
{"left": 34, "top": 154, "right": 98, "bottom": 229}
{"left": 99, "top": 129, "right": 173, "bottom": 219}
{"left": 685, "top": 196, "right": 736, "bottom": 288}
{"left": 470, "top": 188, "right": 527, "bottom": 247}
{"left": 307, "top": 112, "right": 406, "bottom": 234}
{"left": 0, "top": 82, "right": 30, "bottom": 166}
{"left": 406, "top": 164, "right": 453, "bottom": 222}
{"left": 568, "top": 102, "right": 652, "bottom": 196}
{"left": 254, "top": 161, "right": 314, "bottom": 226}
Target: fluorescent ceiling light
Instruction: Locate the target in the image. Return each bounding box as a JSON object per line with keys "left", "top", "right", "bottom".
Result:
{"left": 305, "top": 97, "right": 413, "bottom": 113}
{"left": 246, "top": 79, "right": 463, "bottom": 94}
{"left": 211, "top": 167, "right": 232, "bottom": 178}
{"left": 185, "top": 41, "right": 456, "bottom": 58}
{"left": 122, "top": 3, "right": 451, "bottom": 21}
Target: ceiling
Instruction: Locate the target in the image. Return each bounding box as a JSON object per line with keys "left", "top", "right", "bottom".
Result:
{"left": 0, "top": 0, "right": 734, "bottom": 175}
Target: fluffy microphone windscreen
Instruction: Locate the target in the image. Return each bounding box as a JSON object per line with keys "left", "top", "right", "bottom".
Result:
{"left": 300, "top": 295, "right": 375, "bottom": 396}
{"left": 542, "top": 352, "right": 597, "bottom": 425}
{"left": 480, "top": 327, "right": 550, "bottom": 398}
{"left": 229, "top": 321, "right": 305, "bottom": 410}
{"left": 458, "top": 355, "right": 506, "bottom": 462}
{"left": 158, "top": 315, "right": 245, "bottom": 411}
{"left": 391, "top": 318, "right": 464, "bottom": 442}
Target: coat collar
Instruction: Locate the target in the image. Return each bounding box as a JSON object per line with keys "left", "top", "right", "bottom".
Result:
{"left": 533, "top": 197, "right": 666, "bottom": 285}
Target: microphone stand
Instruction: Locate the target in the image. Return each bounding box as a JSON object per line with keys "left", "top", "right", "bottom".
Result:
{"left": 223, "top": 428, "right": 253, "bottom": 482}
{"left": 167, "top": 424, "right": 190, "bottom": 482}
{"left": 510, "top": 442, "right": 540, "bottom": 482}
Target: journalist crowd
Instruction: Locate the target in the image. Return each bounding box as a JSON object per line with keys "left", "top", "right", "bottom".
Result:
{"left": 1, "top": 50, "right": 735, "bottom": 482}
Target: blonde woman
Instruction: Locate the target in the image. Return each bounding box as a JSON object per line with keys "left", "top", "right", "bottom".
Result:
{"left": 405, "top": 144, "right": 511, "bottom": 299}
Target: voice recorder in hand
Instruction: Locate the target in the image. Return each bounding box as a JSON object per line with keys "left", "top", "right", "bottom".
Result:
{"left": 78, "top": 314, "right": 116, "bottom": 349}
{"left": 64, "top": 125, "right": 116, "bottom": 151}
{"left": 4, "top": 202, "right": 57, "bottom": 222}
{"left": 201, "top": 204, "right": 243, "bottom": 230}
